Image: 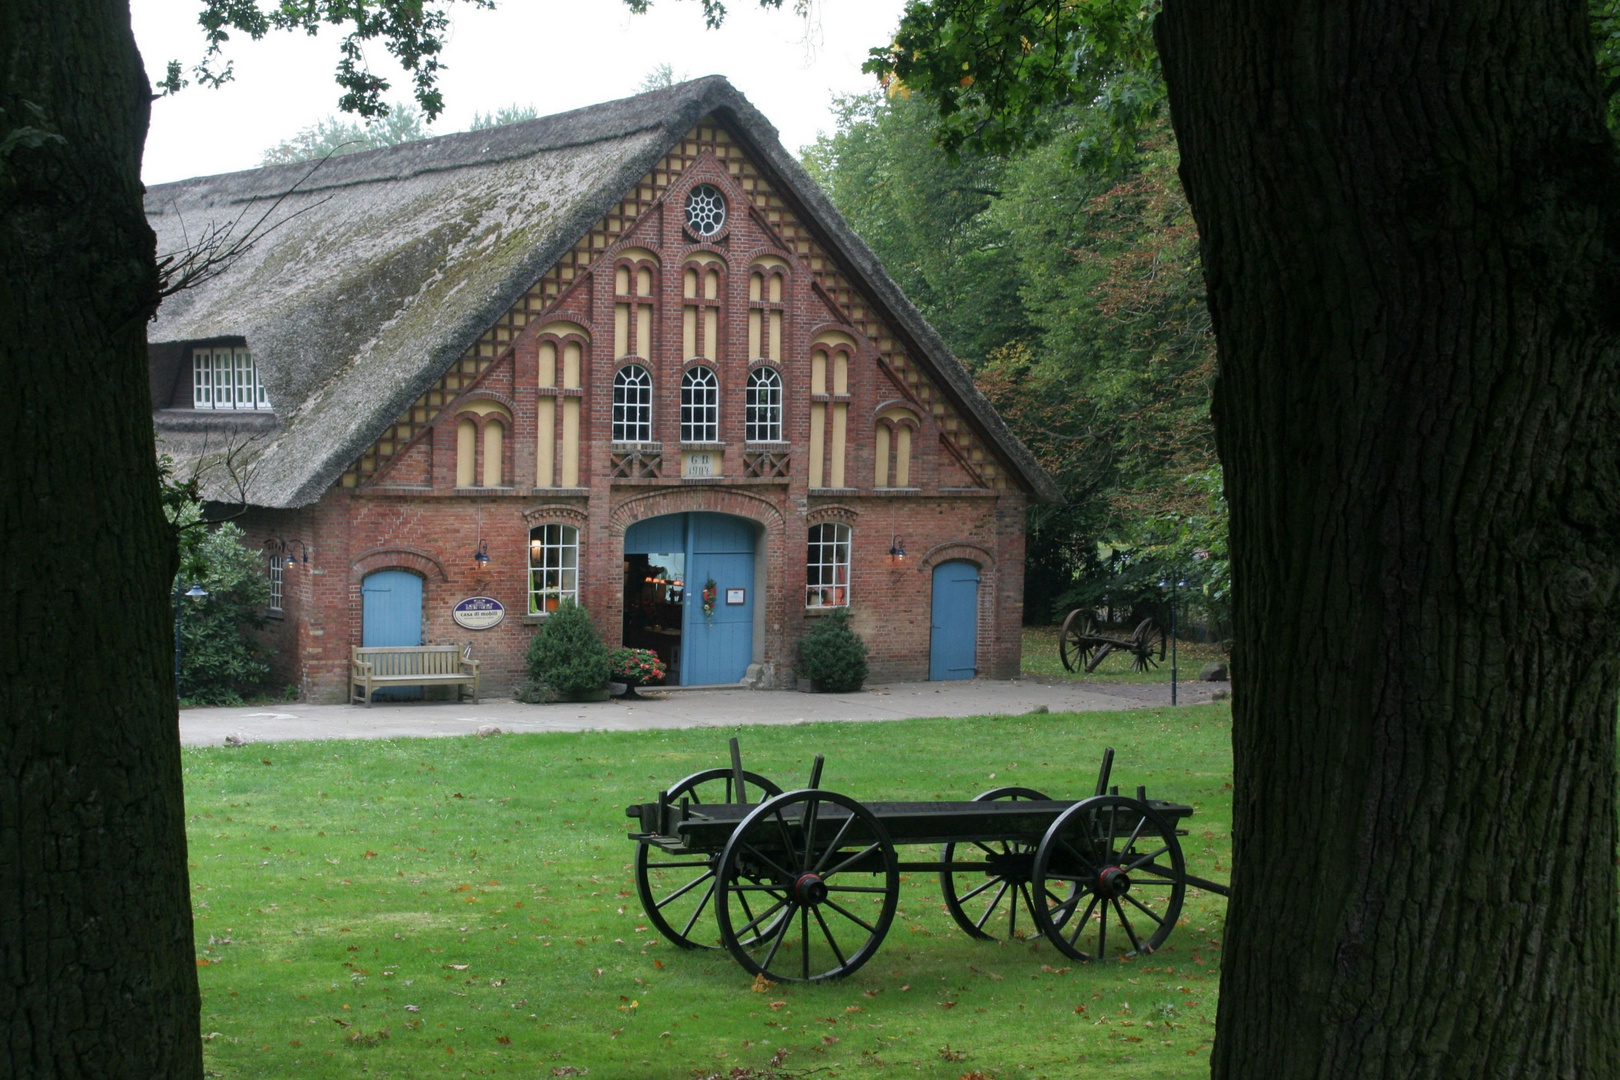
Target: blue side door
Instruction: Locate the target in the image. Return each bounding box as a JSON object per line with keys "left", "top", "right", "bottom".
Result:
{"left": 362, "top": 569, "right": 424, "bottom": 700}
{"left": 929, "top": 560, "right": 979, "bottom": 680}
{"left": 682, "top": 513, "right": 756, "bottom": 685}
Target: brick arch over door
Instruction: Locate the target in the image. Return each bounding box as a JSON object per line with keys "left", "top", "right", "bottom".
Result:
{"left": 608, "top": 488, "right": 785, "bottom": 539}
{"left": 350, "top": 546, "right": 450, "bottom": 584}
{"left": 916, "top": 542, "right": 996, "bottom": 574}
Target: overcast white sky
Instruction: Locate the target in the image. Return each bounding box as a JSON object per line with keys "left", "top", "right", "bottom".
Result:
{"left": 131, "top": 0, "right": 907, "bottom": 185}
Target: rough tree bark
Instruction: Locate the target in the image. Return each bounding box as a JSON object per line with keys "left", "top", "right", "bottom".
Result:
{"left": 1, "top": 2, "right": 202, "bottom": 1077}
{"left": 1156, "top": 1, "right": 1620, "bottom": 1076}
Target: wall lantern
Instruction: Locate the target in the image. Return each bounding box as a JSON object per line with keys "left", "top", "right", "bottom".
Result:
{"left": 264, "top": 537, "right": 310, "bottom": 568}
{"left": 473, "top": 538, "right": 491, "bottom": 569}
{"left": 888, "top": 536, "right": 907, "bottom": 563}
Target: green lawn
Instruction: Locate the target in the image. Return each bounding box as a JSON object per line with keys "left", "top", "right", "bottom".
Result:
{"left": 185, "top": 707, "right": 1232, "bottom": 1079}
{"left": 1022, "top": 625, "right": 1227, "bottom": 683}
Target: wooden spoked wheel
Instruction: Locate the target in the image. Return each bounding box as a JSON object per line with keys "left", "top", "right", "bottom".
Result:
{"left": 715, "top": 789, "right": 899, "bottom": 982}
{"left": 1031, "top": 795, "right": 1186, "bottom": 962}
{"left": 939, "top": 787, "right": 1076, "bottom": 942}
{"left": 1059, "top": 610, "right": 1098, "bottom": 673}
{"left": 635, "top": 768, "right": 783, "bottom": 950}
{"left": 1129, "top": 618, "right": 1168, "bottom": 672}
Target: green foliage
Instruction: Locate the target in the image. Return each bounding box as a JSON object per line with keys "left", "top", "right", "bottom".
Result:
{"left": 637, "top": 63, "right": 685, "bottom": 92}
{"left": 608, "top": 647, "right": 667, "bottom": 686}
{"left": 260, "top": 101, "right": 432, "bottom": 165}
{"left": 797, "top": 609, "right": 870, "bottom": 692}
{"left": 525, "top": 601, "right": 611, "bottom": 697}
{"left": 511, "top": 677, "right": 560, "bottom": 705}
{"left": 175, "top": 523, "right": 274, "bottom": 706}
{"left": 470, "top": 103, "right": 539, "bottom": 129}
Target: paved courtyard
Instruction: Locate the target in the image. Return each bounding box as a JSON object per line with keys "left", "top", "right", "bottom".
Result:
{"left": 178, "top": 676, "right": 1222, "bottom": 747}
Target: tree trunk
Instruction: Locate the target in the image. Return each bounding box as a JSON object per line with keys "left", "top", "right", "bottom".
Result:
{"left": 1, "top": 3, "right": 202, "bottom": 1077}
{"left": 1154, "top": 2, "right": 1620, "bottom": 1076}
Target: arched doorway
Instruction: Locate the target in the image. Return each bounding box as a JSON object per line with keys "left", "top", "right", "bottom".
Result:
{"left": 361, "top": 569, "right": 424, "bottom": 699}
{"left": 623, "top": 512, "right": 757, "bottom": 685}
{"left": 929, "top": 560, "right": 980, "bottom": 680}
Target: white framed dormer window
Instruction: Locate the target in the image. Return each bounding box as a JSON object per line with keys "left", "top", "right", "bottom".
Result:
{"left": 193, "top": 347, "right": 271, "bottom": 410}
{"left": 806, "top": 522, "right": 851, "bottom": 609}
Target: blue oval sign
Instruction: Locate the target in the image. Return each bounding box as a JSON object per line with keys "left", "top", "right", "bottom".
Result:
{"left": 452, "top": 596, "right": 505, "bottom": 630}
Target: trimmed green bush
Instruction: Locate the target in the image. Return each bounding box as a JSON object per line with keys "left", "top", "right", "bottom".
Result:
{"left": 525, "top": 601, "right": 611, "bottom": 698}
{"left": 175, "top": 522, "right": 274, "bottom": 705}
{"left": 797, "top": 608, "right": 869, "bottom": 692}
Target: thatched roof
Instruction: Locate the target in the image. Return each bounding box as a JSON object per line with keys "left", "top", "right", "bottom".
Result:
{"left": 147, "top": 76, "right": 1059, "bottom": 506}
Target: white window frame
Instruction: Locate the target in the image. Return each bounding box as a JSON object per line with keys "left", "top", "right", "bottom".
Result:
{"left": 529, "top": 524, "right": 580, "bottom": 614}
{"left": 193, "top": 347, "right": 271, "bottom": 410}
{"left": 806, "top": 522, "right": 851, "bottom": 609}
{"left": 745, "top": 366, "right": 783, "bottom": 443}
{"left": 613, "top": 364, "right": 653, "bottom": 443}
{"left": 681, "top": 365, "right": 719, "bottom": 443}
{"left": 267, "top": 553, "right": 284, "bottom": 613}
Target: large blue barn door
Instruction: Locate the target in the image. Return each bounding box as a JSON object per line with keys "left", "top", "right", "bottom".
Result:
{"left": 362, "top": 569, "right": 424, "bottom": 700}
{"left": 682, "top": 513, "right": 756, "bottom": 685}
{"left": 929, "top": 560, "right": 979, "bottom": 680}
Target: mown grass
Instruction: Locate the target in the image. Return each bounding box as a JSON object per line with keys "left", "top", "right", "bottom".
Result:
{"left": 1021, "top": 626, "right": 1227, "bottom": 684}
{"left": 185, "top": 706, "right": 1232, "bottom": 1079}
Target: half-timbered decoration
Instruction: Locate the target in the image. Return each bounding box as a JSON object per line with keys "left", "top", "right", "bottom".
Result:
{"left": 146, "top": 78, "right": 1058, "bottom": 701}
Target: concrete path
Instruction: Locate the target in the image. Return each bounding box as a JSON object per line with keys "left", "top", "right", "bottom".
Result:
{"left": 179, "top": 677, "right": 1221, "bottom": 747}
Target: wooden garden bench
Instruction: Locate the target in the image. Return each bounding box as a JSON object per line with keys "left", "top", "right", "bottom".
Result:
{"left": 350, "top": 644, "right": 480, "bottom": 707}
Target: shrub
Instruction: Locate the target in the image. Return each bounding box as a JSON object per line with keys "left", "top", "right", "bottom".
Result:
{"left": 526, "top": 601, "right": 611, "bottom": 697}
{"left": 798, "top": 608, "right": 869, "bottom": 692}
{"left": 175, "top": 522, "right": 274, "bottom": 705}
{"left": 512, "top": 678, "right": 560, "bottom": 705}
{"left": 608, "top": 647, "right": 667, "bottom": 686}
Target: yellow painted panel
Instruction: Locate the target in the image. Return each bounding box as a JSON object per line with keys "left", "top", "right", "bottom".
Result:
{"left": 615, "top": 304, "right": 629, "bottom": 358}
{"left": 684, "top": 268, "right": 698, "bottom": 299}
{"left": 636, "top": 305, "right": 651, "bottom": 358}
{"left": 683, "top": 308, "right": 697, "bottom": 358}
{"left": 461, "top": 401, "right": 511, "bottom": 420}
{"left": 615, "top": 266, "right": 630, "bottom": 294}
{"left": 749, "top": 272, "right": 762, "bottom": 302}
{"left": 769, "top": 311, "right": 782, "bottom": 360}
{"left": 831, "top": 402, "right": 847, "bottom": 488}
{"left": 895, "top": 425, "right": 912, "bottom": 487}
{"left": 813, "top": 329, "right": 859, "bottom": 350}
{"left": 539, "top": 341, "right": 556, "bottom": 388}
{"left": 811, "top": 352, "right": 826, "bottom": 395}
{"left": 748, "top": 310, "right": 762, "bottom": 358}
{"left": 874, "top": 424, "right": 890, "bottom": 488}
{"left": 704, "top": 309, "right": 718, "bottom": 359}
{"left": 562, "top": 398, "right": 580, "bottom": 487}
{"left": 536, "top": 399, "right": 555, "bottom": 488}
{"left": 808, "top": 403, "right": 825, "bottom": 488}
{"left": 563, "top": 343, "right": 581, "bottom": 389}
{"left": 769, "top": 275, "right": 783, "bottom": 303}
{"left": 636, "top": 266, "right": 653, "bottom": 297}
{"left": 751, "top": 254, "right": 788, "bottom": 272}
{"left": 704, "top": 268, "right": 719, "bottom": 300}
{"left": 618, "top": 246, "right": 660, "bottom": 266}
{"left": 456, "top": 418, "right": 476, "bottom": 487}
{"left": 536, "top": 319, "right": 589, "bottom": 341}
{"left": 482, "top": 419, "right": 504, "bottom": 487}
{"left": 833, "top": 353, "right": 848, "bottom": 396}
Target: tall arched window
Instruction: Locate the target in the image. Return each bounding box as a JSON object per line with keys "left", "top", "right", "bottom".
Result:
{"left": 528, "top": 524, "right": 579, "bottom": 613}
{"left": 806, "top": 523, "right": 851, "bottom": 608}
{"left": 681, "top": 366, "right": 719, "bottom": 443}
{"left": 745, "top": 367, "right": 783, "bottom": 443}
{"left": 613, "top": 364, "right": 652, "bottom": 443}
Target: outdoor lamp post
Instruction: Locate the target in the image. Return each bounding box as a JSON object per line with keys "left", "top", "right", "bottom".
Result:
{"left": 1160, "top": 576, "right": 1188, "bottom": 705}
{"left": 173, "top": 579, "right": 208, "bottom": 699}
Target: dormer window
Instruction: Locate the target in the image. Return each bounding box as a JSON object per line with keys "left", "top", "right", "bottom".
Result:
{"left": 193, "top": 346, "right": 271, "bottom": 410}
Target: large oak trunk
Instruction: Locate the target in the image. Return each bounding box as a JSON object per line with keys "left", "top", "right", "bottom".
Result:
{"left": 1, "top": 2, "right": 202, "bottom": 1077}
{"left": 1156, "top": 1, "right": 1620, "bottom": 1076}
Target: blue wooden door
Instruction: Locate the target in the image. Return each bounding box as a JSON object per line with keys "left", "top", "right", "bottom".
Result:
{"left": 362, "top": 570, "right": 424, "bottom": 699}
{"left": 930, "top": 560, "right": 979, "bottom": 680}
{"left": 682, "top": 513, "right": 756, "bottom": 685}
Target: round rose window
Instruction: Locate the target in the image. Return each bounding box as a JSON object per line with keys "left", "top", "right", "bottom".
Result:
{"left": 684, "top": 183, "right": 726, "bottom": 237}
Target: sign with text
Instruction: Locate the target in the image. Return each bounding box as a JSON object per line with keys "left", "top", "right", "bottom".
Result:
{"left": 682, "top": 451, "right": 719, "bottom": 479}
{"left": 726, "top": 588, "right": 746, "bottom": 605}
{"left": 452, "top": 596, "right": 506, "bottom": 630}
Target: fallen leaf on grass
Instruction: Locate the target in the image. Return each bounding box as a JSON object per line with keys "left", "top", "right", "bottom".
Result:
{"left": 768, "top": 1001, "right": 787, "bottom": 1011}
{"left": 939, "top": 1000, "right": 957, "bottom": 1009}
{"left": 550, "top": 1068, "right": 587, "bottom": 1077}
{"left": 404, "top": 1005, "right": 420, "bottom": 1013}
{"left": 495, "top": 1035, "right": 511, "bottom": 1045}
{"left": 445, "top": 964, "right": 469, "bottom": 971}
{"left": 968, "top": 965, "right": 1003, "bottom": 981}
{"left": 938, "top": 1045, "right": 966, "bottom": 1062}
{"left": 750, "top": 972, "right": 775, "bottom": 993}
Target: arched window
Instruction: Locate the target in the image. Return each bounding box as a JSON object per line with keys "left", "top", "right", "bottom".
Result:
{"left": 806, "top": 522, "right": 851, "bottom": 609}
{"left": 528, "top": 524, "right": 579, "bottom": 613}
{"left": 681, "top": 366, "right": 719, "bottom": 443}
{"left": 613, "top": 364, "right": 652, "bottom": 443}
{"left": 745, "top": 367, "right": 783, "bottom": 443}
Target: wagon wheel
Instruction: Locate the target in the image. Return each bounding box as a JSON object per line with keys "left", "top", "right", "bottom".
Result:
{"left": 715, "top": 789, "right": 899, "bottom": 983}
{"left": 1031, "top": 795, "right": 1186, "bottom": 962}
{"left": 1128, "top": 618, "right": 1168, "bottom": 672}
{"left": 939, "top": 787, "right": 1076, "bottom": 942}
{"left": 636, "top": 768, "right": 784, "bottom": 950}
{"left": 1059, "top": 610, "right": 1099, "bottom": 673}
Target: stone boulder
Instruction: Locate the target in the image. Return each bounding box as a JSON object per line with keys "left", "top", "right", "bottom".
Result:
{"left": 1199, "top": 661, "right": 1230, "bottom": 682}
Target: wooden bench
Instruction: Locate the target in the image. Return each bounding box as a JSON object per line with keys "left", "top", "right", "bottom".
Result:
{"left": 351, "top": 645, "right": 480, "bottom": 707}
